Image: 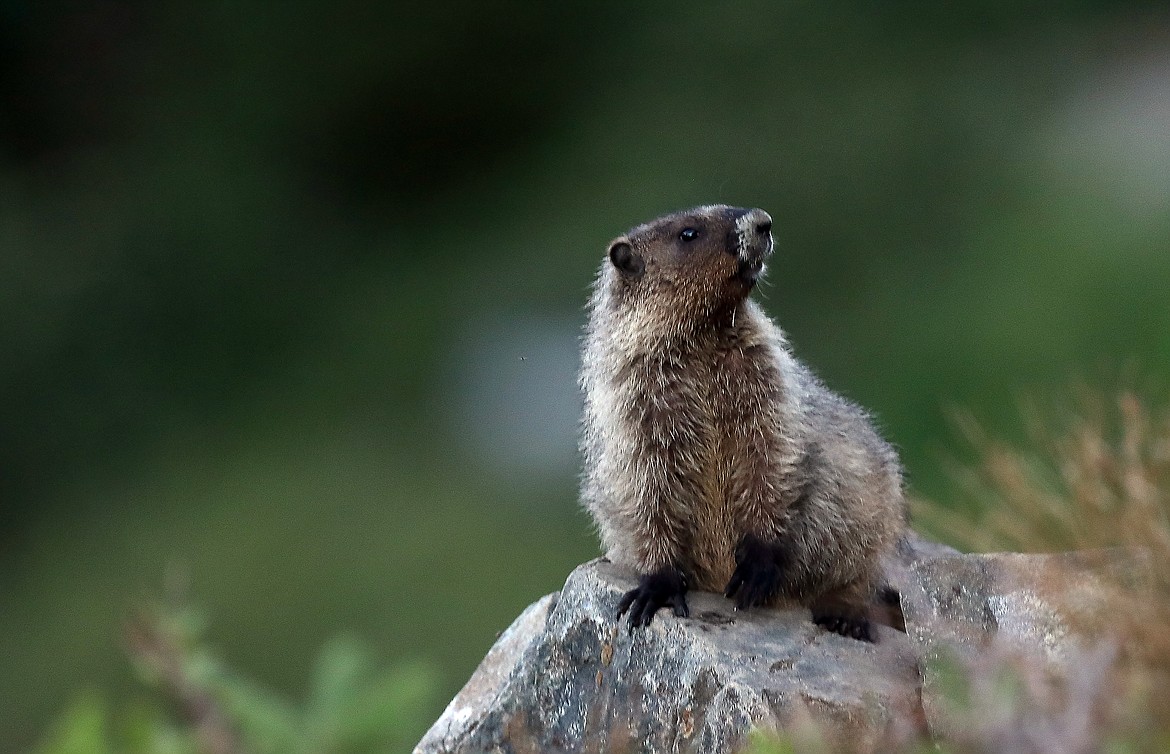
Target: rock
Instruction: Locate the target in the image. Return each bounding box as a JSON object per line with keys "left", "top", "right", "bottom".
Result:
{"left": 899, "top": 549, "right": 1137, "bottom": 741}
{"left": 417, "top": 594, "right": 559, "bottom": 753}
{"left": 416, "top": 541, "right": 1125, "bottom": 754}
{"left": 416, "top": 559, "right": 922, "bottom": 754}
{"left": 902, "top": 549, "right": 1133, "bottom": 663}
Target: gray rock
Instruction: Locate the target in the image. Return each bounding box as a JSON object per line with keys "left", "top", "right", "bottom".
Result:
{"left": 902, "top": 549, "right": 1132, "bottom": 663}
{"left": 418, "top": 594, "right": 559, "bottom": 752}
{"left": 417, "top": 559, "right": 922, "bottom": 754}
{"left": 416, "top": 542, "right": 1124, "bottom": 754}
{"left": 900, "top": 549, "right": 1136, "bottom": 741}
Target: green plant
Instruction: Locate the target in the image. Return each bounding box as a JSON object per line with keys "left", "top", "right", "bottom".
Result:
{"left": 35, "top": 597, "right": 436, "bottom": 754}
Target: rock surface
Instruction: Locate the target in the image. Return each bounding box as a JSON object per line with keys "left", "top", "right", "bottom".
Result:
{"left": 416, "top": 537, "right": 1119, "bottom": 754}
{"left": 898, "top": 548, "right": 1135, "bottom": 742}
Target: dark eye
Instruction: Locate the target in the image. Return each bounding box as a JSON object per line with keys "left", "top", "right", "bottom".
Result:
{"left": 679, "top": 227, "right": 699, "bottom": 242}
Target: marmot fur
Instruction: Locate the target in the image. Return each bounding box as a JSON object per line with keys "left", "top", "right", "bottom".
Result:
{"left": 579, "top": 205, "right": 906, "bottom": 641}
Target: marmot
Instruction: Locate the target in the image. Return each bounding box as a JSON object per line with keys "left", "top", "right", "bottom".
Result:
{"left": 579, "top": 205, "right": 906, "bottom": 642}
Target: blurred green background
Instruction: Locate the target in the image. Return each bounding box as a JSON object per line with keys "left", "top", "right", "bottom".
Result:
{"left": 3, "top": 1, "right": 1169, "bottom": 750}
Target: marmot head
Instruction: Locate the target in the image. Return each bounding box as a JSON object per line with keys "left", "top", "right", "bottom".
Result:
{"left": 602, "top": 205, "right": 774, "bottom": 327}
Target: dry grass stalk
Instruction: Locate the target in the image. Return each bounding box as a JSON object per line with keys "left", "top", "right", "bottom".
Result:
{"left": 914, "top": 387, "right": 1170, "bottom": 744}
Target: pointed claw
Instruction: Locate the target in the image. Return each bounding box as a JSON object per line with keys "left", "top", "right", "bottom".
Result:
{"left": 724, "top": 571, "right": 744, "bottom": 599}
{"left": 616, "top": 590, "right": 636, "bottom": 619}
{"left": 634, "top": 597, "right": 654, "bottom": 629}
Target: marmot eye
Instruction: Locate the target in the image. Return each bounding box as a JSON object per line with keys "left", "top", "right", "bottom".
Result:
{"left": 679, "top": 227, "right": 699, "bottom": 242}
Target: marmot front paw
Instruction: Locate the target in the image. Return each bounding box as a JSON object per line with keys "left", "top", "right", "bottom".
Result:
{"left": 723, "top": 533, "right": 784, "bottom": 610}
{"left": 616, "top": 567, "right": 689, "bottom": 631}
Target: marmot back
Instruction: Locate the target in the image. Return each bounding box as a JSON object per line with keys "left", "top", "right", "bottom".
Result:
{"left": 579, "top": 205, "right": 905, "bottom": 641}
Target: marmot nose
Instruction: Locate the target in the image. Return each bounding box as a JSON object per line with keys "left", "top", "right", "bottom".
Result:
{"left": 745, "top": 208, "right": 772, "bottom": 236}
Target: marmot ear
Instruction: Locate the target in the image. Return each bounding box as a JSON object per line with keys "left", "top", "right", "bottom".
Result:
{"left": 608, "top": 240, "right": 644, "bottom": 276}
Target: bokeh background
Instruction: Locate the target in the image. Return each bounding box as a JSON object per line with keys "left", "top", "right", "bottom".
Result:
{"left": 3, "top": 1, "right": 1170, "bottom": 750}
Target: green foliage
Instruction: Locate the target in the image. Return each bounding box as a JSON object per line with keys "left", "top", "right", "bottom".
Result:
{"left": 35, "top": 601, "right": 436, "bottom": 754}
{"left": 35, "top": 694, "right": 117, "bottom": 754}
{"left": 35, "top": 693, "right": 201, "bottom": 754}
{"left": 743, "top": 729, "right": 799, "bottom": 754}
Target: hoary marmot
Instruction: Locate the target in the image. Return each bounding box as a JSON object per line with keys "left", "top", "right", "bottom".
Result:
{"left": 579, "top": 205, "right": 906, "bottom": 641}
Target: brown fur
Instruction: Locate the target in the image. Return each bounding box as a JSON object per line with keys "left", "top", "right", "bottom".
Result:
{"left": 580, "top": 205, "right": 906, "bottom": 628}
